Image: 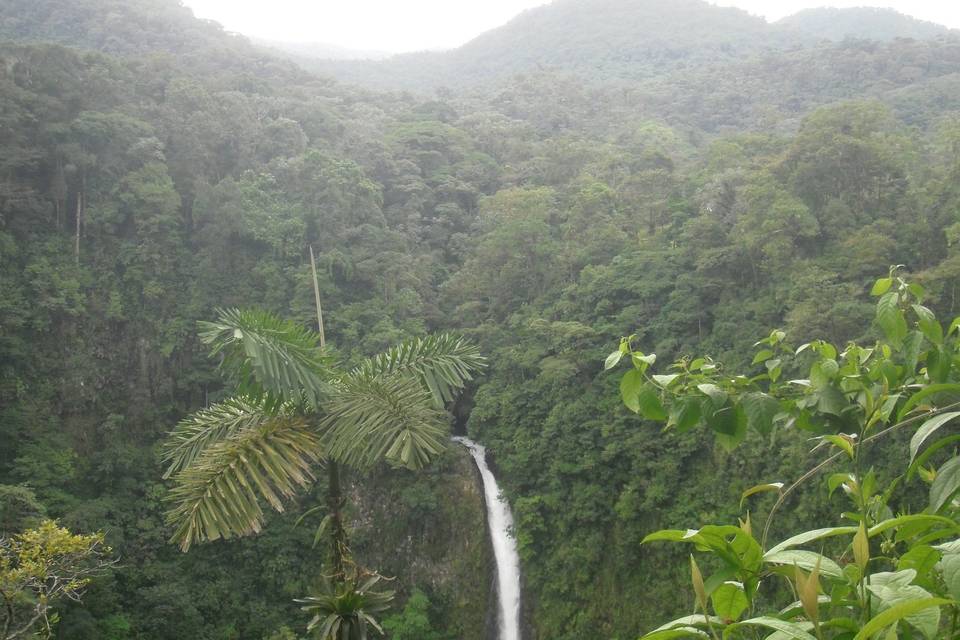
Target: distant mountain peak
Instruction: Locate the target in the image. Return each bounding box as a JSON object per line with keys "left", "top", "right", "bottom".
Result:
{"left": 777, "top": 7, "right": 952, "bottom": 41}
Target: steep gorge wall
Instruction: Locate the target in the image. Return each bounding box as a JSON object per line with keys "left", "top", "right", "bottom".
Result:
{"left": 349, "top": 448, "right": 494, "bottom": 639}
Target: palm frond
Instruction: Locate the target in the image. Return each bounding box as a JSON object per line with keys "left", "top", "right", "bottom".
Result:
{"left": 199, "top": 308, "right": 331, "bottom": 410}
{"left": 160, "top": 397, "right": 275, "bottom": 479}
{"left": 321, "top": 373, "right": 450, "bottom": 470}
{"left": 354, "top": 333, "right": 485, "bottom": 406}
{"left": 165, "top": 414, "right": 323, "bottom": 551}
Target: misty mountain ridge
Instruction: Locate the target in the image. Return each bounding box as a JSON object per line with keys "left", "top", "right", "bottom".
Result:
{"left": 252, "top": 38, "right": 394, "bottom": 61}
{"left": 776, "top": 6, "right": 951, "bottom": 42}
{"left": 297, "top": 0, "right": 957, "bottom": 91}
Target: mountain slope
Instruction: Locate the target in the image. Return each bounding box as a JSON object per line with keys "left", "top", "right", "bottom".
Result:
{"left": 300, "top": 0, "right": 956, "bottom": 93}
{"left": 778, "top": 7, "right": 951, "bottom": 41}
{"left": 306, "top": 0, "right": 777, "bottom": 91}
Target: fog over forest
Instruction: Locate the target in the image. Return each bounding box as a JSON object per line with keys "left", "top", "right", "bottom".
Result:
{"left": 2, "top": 1, "right": 960, "bottom": 639}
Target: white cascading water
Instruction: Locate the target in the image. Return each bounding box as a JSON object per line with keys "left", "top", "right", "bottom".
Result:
{"left": 452, "top": 436, "right": 522, "bottom": 640}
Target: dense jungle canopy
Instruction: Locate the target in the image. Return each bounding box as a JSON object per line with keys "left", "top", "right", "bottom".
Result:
{"left": 2, "top": 0, "right": 960, "bottom": 638}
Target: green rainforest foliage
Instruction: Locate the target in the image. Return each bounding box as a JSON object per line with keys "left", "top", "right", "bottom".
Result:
{"left": 610, "top": 270, "right": 960, "bottom": 640}
{"left": 2, "top": 0, "right": 960, "bottom": 638}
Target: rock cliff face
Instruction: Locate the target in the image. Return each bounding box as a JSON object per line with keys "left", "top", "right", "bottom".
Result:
{"left": 348, "top": 448, "right": 494, "bottom": 639}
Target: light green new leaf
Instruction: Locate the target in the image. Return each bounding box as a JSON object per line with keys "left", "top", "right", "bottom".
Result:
{"left": 740, "top": 392, "right": 779, "bottom": 435}
{"left": 669, "top": 397, "right": 702, "bottom": 432}
{"left": 763, "top": 550, "right": 843, "bottom": 579}
{"left": 711, "top": 582, "right": 748, "bottom": 621}
{"left": 723, "top": 617, "right": 817, "bottom": 640}
{"left": 898, "top": 384, "right": 960, "bottom": 421}
{"left": 939, "top": 554, "right": 960, "bottom": 601}
{"left": 852, "top": 598, "right": 950, "bottom": 640}
{"left": 930, "top": 456, "right": 960, "bottom": 513}
{"left": 876, "top": 292, "right": 907, "bottom": 346}
{"left": 637, "top": 383, "right": 667, "bottom": 421}
{"left": 740, "top": 482, "right": 783, "bottom": 508}
{"left": 870, "top": 514, "right": 959, "bottom": 536}
{"left": 909, "top": 412, "right": 960, "bottom": 463}
{"left": 639, "top": 627, "right": 710, "bottom": 640}
{"left": 912, "top": 304, "right": 943, "bottom": 345}
{"left": 621, "top": 369, "right": 644, "bottom": 414}
{"left": 872, "top": 278, "right": 893, "bottom": 296}
{"left": 653, "top": 374, "right": 681, "bottom": 388}
{"left": 605, "top": 350, "right": 624, "bottom": 370}
{"left": 867, "top": 570, "right": 941, "bottom": 639}
{"left": 766, "top": 527, "right": 857, "bottom": 555}
{"left": 651, "top": 615, "right": 726, "bottom": 633}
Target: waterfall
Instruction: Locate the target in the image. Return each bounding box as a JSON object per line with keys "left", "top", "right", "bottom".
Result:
{"left": 453, "top": 436, "right": 522, "bottom": 640}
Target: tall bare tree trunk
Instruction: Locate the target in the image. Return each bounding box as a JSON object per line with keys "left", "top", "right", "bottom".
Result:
{"left": 74, "top": 174, "right": 84, "bottom": 265}
{"left": 74, "top": 190, "right": 82, "bottom": 265}
{"left": 309, "top": 245, "right": 347, "bottom": 579}
{"left": 309, "top": 245, "right": 326, "bottom": 348}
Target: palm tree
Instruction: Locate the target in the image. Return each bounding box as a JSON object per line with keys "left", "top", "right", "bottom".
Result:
{"left": 159, "top": 307, "right": 484, "bottom": 633}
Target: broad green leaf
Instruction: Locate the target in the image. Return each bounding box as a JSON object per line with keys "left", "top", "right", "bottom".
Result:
{"left": 711, "top": 582, "right": 748, "bottom": 621}
{"left": 643, "top": 529, "right": 700, "bottom": 544}
{"left": 869, "top": 514, "right": 959, "bottom": 539}
{"left": 810, "top": 359, "right": 839, "bottom": 388}
{"left": 828, "top": 473, "right": 854, "bottom": 497}
{"left": 698, "top": 383, "right": 728, "bottom": 407}
{"left": 652, "top": 615, "right": 726, "bottom": 633}
{"left": 741, "top": 392, "right": 779, "bottom": 435}
{"left": 872, "top": 278, "right": 893, "bottom": 296}
{"left": 939, "top": 553, "right": 960, "bottom": 601}
{"left": 620, "top": 369, "right": 644, "bottom": 414}
{"left": 897, "top": 545, "right": 940, "bottom": 582}
{"left": 929, "top": 345, "right": 954, "bottom": 383}
{"left": 763, "top": 550, "right": 843, "bottom": 578}
{"left": 903, "top": 330, "right": 925, "bottom": 376}
{"left": 898, "top": 384, "right": 960, "bottom": 421}
{"left": 724, "top": 617, "right": 817, "bottom": 640}
{"left": 824, "top": 435, "right": 855, "bottom": 460}
{"left": 876, "top": 292, "right": 907, "bottom": 346}
{"left": 867, "top": 570, "right": 939, "bottom": 639}
{"left": 604, "top": 350, "right": 624, "bottom": 370}
{"left": 912, "top": 304, "right": 943, "bottom": 345}
{"left": 669, "top": 397, "right": 702, "bottom": 432}
{"left": 852, "top": 598, "right": 949, "bottom": 640}
{"left": 653, "top": 374, "right": 680, "bottom": 388}
{"left": 766, "top": 527, "right": 857, "bottom": 555}
{"left": 633, "top": 353, "right": 657, "bottom": 367}
{"left": 740, "top": 482, "right": 783, "bottom": 508}
{"left": 752, "top": 349, "right": 775, "bottom": 365}
{"left": 909, "top": 412, "right": 960, "bottom": 463}
{"left": 640, "top": 628, "right": 710, "bottom": 640}
{"left": 909, "top": 435, "right": 960, "bottom": 480}
{"left": 816, "top": 384, "right": 848, "bottom": 417}
{"left": 930, "top": 456, "right": 960, "bottom": 513}
{"left": 637, "top": 383, "right": 668, "bottom": 421}
{"left": 713, "top": 405, "right": 747, "bottom": 451}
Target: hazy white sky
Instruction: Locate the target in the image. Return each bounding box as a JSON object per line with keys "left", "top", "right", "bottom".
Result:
{"left": 181, "top": 0, "right": 960, "bottom": 53}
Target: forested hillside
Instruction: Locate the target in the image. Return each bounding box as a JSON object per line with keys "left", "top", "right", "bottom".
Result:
{"left": 302, "top": 0, "right": 958, "bottom": 92}
{"left": 2, "top": 0, "right": 960, "bottom": 638}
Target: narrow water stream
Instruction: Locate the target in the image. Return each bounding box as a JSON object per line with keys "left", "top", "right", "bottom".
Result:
{"left": 452, "top": 436, "right": 522, "bottom": 640}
